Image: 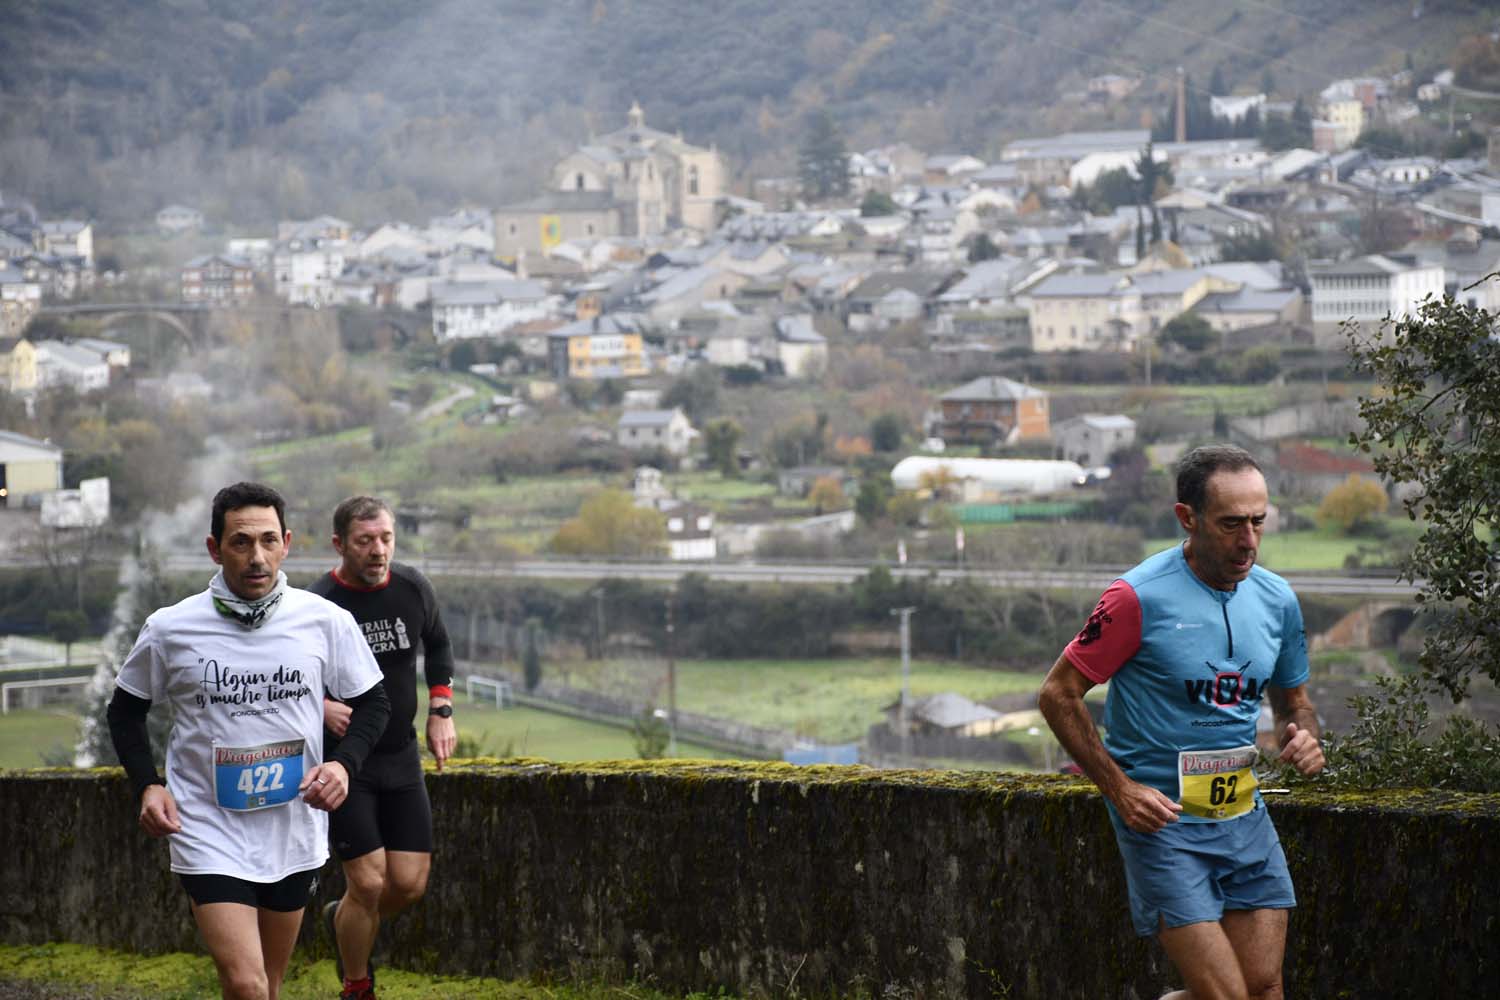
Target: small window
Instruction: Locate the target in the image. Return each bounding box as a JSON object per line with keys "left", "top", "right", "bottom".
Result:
{"left": 576, "top": 173, "right": 586, "bottom": 191}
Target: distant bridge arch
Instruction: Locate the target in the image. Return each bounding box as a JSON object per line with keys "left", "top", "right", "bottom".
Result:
{"left": 88, "top": 310, "right": 196, "bottom": 348}
{"left": 37, "top": 303, "right": 206, "bottom": 352}
{"left": 1311, "top": 600, "right": 1418, "bottom": 652}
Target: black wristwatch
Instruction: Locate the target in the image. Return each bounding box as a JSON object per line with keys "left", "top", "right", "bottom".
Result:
{"left": 428, "top": 704, "right": 453, "bottom": 718}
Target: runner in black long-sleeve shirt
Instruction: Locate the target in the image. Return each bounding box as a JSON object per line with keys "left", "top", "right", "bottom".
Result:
{"left": 308, "top": 496, "right": 456, "bottom": 1000}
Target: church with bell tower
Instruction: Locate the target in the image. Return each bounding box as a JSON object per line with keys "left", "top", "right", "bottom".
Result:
{"left": 494, "top": 103, "right": 727, "bottom": 260}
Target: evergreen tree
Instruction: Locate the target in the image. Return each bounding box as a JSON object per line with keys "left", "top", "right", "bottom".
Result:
{"left": 1135, "top": 143, "right": 1169, "bottom": 246}
{"left": 703, "top": 417, "right": 742, "bottom": 478}
{"left": 870, "top": 413, "right": 906, "bottom": 453}
{"left": 522, "top": 618, "right": 542, "bottom": 693}
{"left": 798, "top": 110, "right": 850, "bottom": 201}
{"left": 860, "top": 190, "right": 897, "bottom": 216}
{"left": 967, "top": 232, "right": 1001, "bottom": 262}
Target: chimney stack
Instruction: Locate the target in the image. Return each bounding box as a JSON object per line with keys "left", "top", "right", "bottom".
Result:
{"left": 1176, "top": 67, "right": 1187, "bottom": 143}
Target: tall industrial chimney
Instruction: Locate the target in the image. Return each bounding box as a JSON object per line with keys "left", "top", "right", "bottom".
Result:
{"left": 1176, "top": 67, "right": 1187, "bottom": 143}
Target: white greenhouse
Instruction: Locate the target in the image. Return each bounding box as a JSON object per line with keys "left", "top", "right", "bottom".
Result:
{"left": 890, "top": 456, "right": 1086, "bottom": 496}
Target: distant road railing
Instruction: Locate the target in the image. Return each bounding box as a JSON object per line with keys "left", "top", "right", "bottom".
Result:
{"left": 11, "top": 551, "right": 1416, "bottom": 599}
{"left": 136, "top": 553, "right": 1423, "bottom": 598}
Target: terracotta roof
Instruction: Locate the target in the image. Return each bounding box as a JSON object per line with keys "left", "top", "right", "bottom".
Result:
{"left": 1275, "top": 441, "right": 1374, "bottom": 475}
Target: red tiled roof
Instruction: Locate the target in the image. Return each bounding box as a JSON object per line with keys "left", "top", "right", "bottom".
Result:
{"left": 1275, "top": 441, "right": 1375, "bottom": 475}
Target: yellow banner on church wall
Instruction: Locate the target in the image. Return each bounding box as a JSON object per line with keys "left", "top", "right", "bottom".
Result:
{"left": 540, "top": 215, "right": 562, "bottom": 250}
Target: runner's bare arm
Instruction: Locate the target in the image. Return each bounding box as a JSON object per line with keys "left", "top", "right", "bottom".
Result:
{"left": 1039, "top": 652, "right": 1182, "bottom": 833}
{"left": 299, "top": 759, "right": 348, "bottom": 811}
{"left": 1269, "top": 683, "right": 1324, "bottom": 775}
{"left": 426, "top": 696, "right": 455, "bottom": 772}
{"left": 138, "top": 783, "right": 181, "bottom": 836}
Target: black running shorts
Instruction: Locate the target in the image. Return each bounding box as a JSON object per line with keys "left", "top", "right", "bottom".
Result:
{"left": 179, "top": 868, "right": 318, "bottom": 912}
{"left": 330, "top": 738, "right": 433, "bottom": 861}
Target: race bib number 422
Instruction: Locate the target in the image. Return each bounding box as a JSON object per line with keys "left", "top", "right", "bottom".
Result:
{"left": 213, "top": 739, "right": 305, "bottom": 811}
{"left": 1178, "top": 745, "right": 1258, "bottom": 820}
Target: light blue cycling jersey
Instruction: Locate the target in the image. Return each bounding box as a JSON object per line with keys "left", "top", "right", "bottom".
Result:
{"left": 1065, "top": 544, "right": 1309, "bottom": 822}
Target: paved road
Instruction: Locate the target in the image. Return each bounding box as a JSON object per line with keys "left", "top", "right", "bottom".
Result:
{"left": 150, "top": 553, "right": 1421, "bottom": 598}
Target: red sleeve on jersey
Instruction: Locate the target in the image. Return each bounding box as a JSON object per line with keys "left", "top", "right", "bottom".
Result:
{"left": 1064, "top": 579, "right": 1142, "bottom": 684}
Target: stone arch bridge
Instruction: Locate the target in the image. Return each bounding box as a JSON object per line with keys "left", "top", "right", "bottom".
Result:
{"left": 1310, "top": 600, "right": 1418, "bottom": 652}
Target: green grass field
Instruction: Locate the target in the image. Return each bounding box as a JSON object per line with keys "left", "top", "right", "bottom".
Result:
{"left": 0, "top": 709, "right": 82, "bottom": 768}
{"left": 453, "top": 702, "right": 733, "bottom": 761}
{"left": 549, "top": 657, "right": 1045, "bottom": 744}
{"left": 0, "top": 701, "right": 732, "bottom": 772}
{"left": 0, "top": 943, "right": 739, "bottom": 1000}
{"left": 678, "top": 659, "right": 1042, "bottom": 743}
{"left": 0, "top": 653, "right": 1055, "bottom": 770}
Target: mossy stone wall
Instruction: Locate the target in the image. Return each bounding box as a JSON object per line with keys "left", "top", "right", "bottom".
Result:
{"left": 2, "top": 762, "right": 1496, "bottom": 998}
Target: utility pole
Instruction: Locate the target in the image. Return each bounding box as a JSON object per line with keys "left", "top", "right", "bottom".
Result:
{"left": 592, "top": 586, "right": 605, "bottom": 661}
{"left": 665, "top": 582, "right": 677, "bottom": 756}
{"left": 892, "top": 606, "right": 916, "bottom": 761}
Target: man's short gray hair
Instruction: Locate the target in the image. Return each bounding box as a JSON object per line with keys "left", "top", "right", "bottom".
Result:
{"left": 333, "top": 495, "right": 394, "bottom": 540}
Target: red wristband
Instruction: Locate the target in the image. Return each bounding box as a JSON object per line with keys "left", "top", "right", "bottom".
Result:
{"left": 429, "top": 685, "right": 453, "bottom": 700}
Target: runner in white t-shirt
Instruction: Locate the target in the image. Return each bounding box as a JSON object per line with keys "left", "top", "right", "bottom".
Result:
{"left": 108, "top": 483, "right": 390, "bottom": 1000}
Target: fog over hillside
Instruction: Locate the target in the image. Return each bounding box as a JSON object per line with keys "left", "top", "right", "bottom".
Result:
{"left": 0, "top": 0, "right": 1489, "bottom": 224}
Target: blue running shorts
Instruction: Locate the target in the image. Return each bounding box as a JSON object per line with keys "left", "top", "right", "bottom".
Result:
{"left": 1109, "top": 803, "right": 1296, "bottom": 937}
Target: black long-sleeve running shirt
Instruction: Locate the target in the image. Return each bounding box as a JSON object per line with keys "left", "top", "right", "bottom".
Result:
{"left": 309, "top": 561, "right": 455, "bottom": 753}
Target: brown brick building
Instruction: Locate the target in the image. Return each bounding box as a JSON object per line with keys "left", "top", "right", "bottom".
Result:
{"left": 933, "top": 376, "right": 1050, "bottom": 447}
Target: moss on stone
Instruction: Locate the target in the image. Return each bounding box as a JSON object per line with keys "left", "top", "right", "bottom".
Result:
{"left": 3, "top": 761, "right": 1496, "bottom": 997}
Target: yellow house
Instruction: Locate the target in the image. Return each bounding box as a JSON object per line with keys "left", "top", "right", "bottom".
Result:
{"left": 546, "top": 318, "right": 649, "bottom": 380}
{"left": 0, "top": 337, "right": 38, "bottom": 392}
{"left": 0, "top": 429, "right": 63, "bottom": 506}
{"left": 1028, "top": 268, "right": 1245, "bottom": 351}
{"left": 1322, "top": 99, "right": 1364, "bottom": 151}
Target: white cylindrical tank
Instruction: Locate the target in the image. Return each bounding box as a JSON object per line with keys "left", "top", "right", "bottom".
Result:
{"left": 890, "top": 456, "right": 1087, "bottom": 495}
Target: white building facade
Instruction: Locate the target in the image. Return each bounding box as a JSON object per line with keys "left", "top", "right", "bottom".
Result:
{"left": 1308, "top": 255, "right": 1445, "bottom": 336}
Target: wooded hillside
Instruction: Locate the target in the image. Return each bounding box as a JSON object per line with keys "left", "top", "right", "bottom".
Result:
{"left": 0, "top": 0, "right": 1488, "bottom": 225}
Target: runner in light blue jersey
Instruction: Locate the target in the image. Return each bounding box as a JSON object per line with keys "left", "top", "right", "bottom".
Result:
{"left": 1040, "top": 445, "right": 1326, "bottom": 1000}
{"left": 1078, "top": 543, "right": 1309, "bottom": 820}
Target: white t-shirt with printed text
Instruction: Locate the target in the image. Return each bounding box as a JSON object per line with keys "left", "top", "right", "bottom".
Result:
{"left": 116, "top": 586, "right": 382, "bottom": 881}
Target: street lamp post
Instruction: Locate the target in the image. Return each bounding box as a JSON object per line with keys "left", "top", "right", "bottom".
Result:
{"left": 891, "top": 606, "right": 916, "bottom": 761}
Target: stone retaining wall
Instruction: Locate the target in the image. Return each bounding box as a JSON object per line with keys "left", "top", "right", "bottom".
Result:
{"left": 2, "top": 763, "right": 1495, "bottom": 998}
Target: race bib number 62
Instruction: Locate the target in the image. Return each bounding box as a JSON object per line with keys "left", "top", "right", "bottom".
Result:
{"left": 213, "top": 739, "right": 306, "bottom": 811}
{"left": 1178, "top": 745, "right": 1258, "bottom": 820}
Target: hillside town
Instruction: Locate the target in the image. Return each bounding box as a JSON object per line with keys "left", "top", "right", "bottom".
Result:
{"left": 5, "top": 64, "right": 1489, "bottom": 553}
